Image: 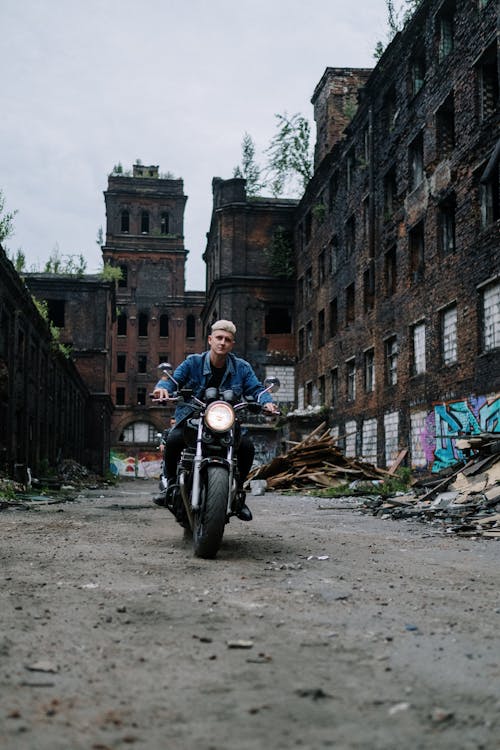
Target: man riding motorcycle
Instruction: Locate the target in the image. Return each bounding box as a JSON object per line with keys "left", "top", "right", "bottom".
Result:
{"left": 152, "top": 319, "right": 278, "bottom": 520}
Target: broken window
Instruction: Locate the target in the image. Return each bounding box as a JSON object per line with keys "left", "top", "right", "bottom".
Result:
{"left": 159, "top": 314, "right": 169, "bottom": 338}
{"left": 385, "top": 246, "right": 397, "bottom": 296}
{"left": 160, "top": 212, "right": 169, "bottom": 234}
{"left": 305, "top": 267, "right": 313, "bottom": 301}
{"left": 297, "top": 278, "right": 304, "bottom": 311}
{"left": 120, "top": 210, "right": 129, "bottom": 233}
{"left": 436, "top": 3, "right": 455, "bottom": 62}
{"left": 346, "top": 359, "right": 356, "bottom": 401}
{"left": 409, "top": 51, "right": 426, "bottom": 97}
{"left": 330, "top": 368, "right": 339, "bottom": 406}
{"left": 141, "top": 210, "right": 150, "bottom": 234}
{"left": 318, "top": 309, "right": 325, "bottom": 347}
{"left": 385, "top": 336, "right": 398, "bottom": 385}
{"left": 137, "top": 388, "right": 147, "bottom": 406}
{"left": 364, "top": 348, "right": 375, "bottom": 392}
{"left": 363, "top": 262, "right": 375, "bottom": 312}
{"left": 436, "top": 93, "right": 455, "bottom": 158}
{"left": 328, "top": 171, "right": 339, "bottom": 210}
{"left": 46, "top": 299, "right": 65, "bottom": 328}
{"left": 438, "top": 195, "right": 456, "bottom": 254}
{"left": 318, "top": 249, "right": 326, "bottom": 286}
{"left": 265, "top": 307, "right": 292, "bottom": 334}
{"left": 137, "top": 354, "right": 147, "bottom": 373}
{"left": 477, "top": 42, "right": 499, "bottom": 120}
{"left": 117, "top": 353, "right": 126, "bottom": 373}
{"left": 186, "top": 314, "right": 196, "bottom": 338}
{"left": 345, "top": 283, "right": 355, "bottom": 326}
{"left": 138, "top": 312, "right": 149, "bottom": 337}
{"left": 480, "top": 156, "right": 499, "bottom": 227}
{"left": 409, "top": 132, "right": 424, "bottom": 190}
{"left": 411, "top": 322, "right": 426, "bottom": 375}
{"left": 345, "top": 215, "right": 355, "bottom": 257}
{"left": 329, "top": 298, "right": 338, "bottom": 337}
{"left": 409, "top": 222, "right": 425, "bottom": 283}
{"left": 482, "top": 281, "right": 500, "bottom": 351}
{"left": 382, "top": 85, "right": 397, "bottom": 133}
{"left": 441, "top": 304, "right": 458, "bottom": 365}
{"left": 384, "top": 167, "right": 397, "bottom": 219}
{"left": 117, "top": 313, "right": 127, "bottom": 336}
{"left": 330, "top": 235, "right": 340, "bottom": 274}
{"left": 118, "top": 264, "right": 128, "bottom": 288}
{"left": 318, "top": 375, "right": 325, "bottom": 405}
{"left": 306, "top": 320, "right": 313, "bottom": 354}
{"left": 116, "top": 387, "right": 125, "bottom": 406}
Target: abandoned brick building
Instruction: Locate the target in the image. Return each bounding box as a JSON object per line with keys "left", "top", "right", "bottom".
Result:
{"left": 202, "top": 177, "right": 297, "bottom": 404}
{"left": 101, "top": 164, "right": 205, "bottom": 456}
{"left": 294, "top": 0, "right": 499, "bottom": 470}
{"left": 1, "top": 247, "right": 114, "bottom": 478}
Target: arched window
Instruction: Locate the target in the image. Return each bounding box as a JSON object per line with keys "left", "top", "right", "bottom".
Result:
{"left": 138, "top": 312, "right": 149, "bottom": 337}
{"left": 141, "top": 210, "right": 149, "bottom": 234}
{"left": 121, "top": 210, "right": 129, "bottom": 233}
{"left": 159, "top": 314, "right": 169, "bottom": 337}
{"left": 186, "top": 314, "right": 196, "bottom": 339}
{"left": 160, "top": 212, "right": 169, "bottom": 234}
{"left": 120, "top": 421, "right": 157, "bottom": 443}
{"left": 117, "top": 313, "right": 127, "bottom": 336}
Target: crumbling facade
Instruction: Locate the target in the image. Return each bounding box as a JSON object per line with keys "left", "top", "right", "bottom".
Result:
{"left": 203, "top": 177, "right": 298, "bottom": 404}
{"left": 102, "top": 164, "right": 205, "bottom": 466}
{"left": 295, "top": 0, "right": 499, "bottom": 470}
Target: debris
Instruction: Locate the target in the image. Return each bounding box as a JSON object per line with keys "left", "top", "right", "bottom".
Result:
{"left": 249, "top": 422, "right": 388, "bottom": 491}
{"left": 360, "top": 433, "right": 500, "bottom": 538}
{"left": 227, "top": 640, "right": 254, "bottom": 649}
{"left": 388, "top": 701, "right": 411, "bottom": 716}
{"left": 25, "top": 660, "right": 59, "bottom": 674}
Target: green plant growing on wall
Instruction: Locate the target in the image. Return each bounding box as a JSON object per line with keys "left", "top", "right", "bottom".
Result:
{"left": 100, "top": 263, "right": 123, "bottom": 283}
{"left": 264, "top": 226, "right": 295, "bottom": 278}
{"left": 233, "top": 132, "right": 265, "bottom": 197}
{"left": 312, "top": 203, "right": 326, "bottom": 223}
{"left": 31, "top": 296, "right": 72, "bottom": 358}
{"left": 0, "top": 189, "right": 17, "bottom": 244}
{"left": 43, "top": 248, "right": 87, "bottom": 277}
{"left": 265, "top": 112, "right": 313, "bottom": 197}
{"left": 375, "top": 0, "right": 423, "bottom": 58}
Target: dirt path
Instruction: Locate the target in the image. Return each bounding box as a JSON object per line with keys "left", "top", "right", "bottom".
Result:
{"left": 1, "top": 479, "right": 499, "bottom": 750}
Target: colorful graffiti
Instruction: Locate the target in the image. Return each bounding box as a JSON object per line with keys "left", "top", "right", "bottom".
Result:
{"left": 110, "top": 450, "right": 162, "bottom": 479}
{"left": 420, "top": 394, "right": 500, "bottom": 472}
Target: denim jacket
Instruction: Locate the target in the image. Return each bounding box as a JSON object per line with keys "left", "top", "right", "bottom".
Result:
{"left": 155, "top": 351, "right": 273, "bottom": 424}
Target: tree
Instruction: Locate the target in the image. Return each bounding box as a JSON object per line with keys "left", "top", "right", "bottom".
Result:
{"left": 0, "top": 189, "right": 17, "bottom": 244}
{"left": 43, "top": 246, "right": 87, "bottom": 276}
{"left": 265, "top": 113, "right": 313, "bottom": 197}
{"left": 374, "top": 0, "right": 422, "bottom": 58}
{"left": 233, "top": 132, "right": 263, "bottom": 197}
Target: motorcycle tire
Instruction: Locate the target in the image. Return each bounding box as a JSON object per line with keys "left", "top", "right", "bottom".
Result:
{"left": 192, "top": 465, "right": 228, "bottom": 559}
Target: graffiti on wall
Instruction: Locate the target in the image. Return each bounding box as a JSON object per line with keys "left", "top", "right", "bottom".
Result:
{"left": 110, "top": 450, "right": 162, "bottom": 479}
{"left": 420, "top": 394, "right": 499, "bottom": 472}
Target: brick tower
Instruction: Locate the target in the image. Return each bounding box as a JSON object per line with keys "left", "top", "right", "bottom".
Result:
{"left": 102, "top": 163, "right": 205, "bottom": 460}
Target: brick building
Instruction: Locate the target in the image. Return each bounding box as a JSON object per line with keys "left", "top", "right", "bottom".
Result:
{"left": 294, "top": 0, "right": 499, "bottom": 470}
{"left": 102, "top": 164, "right": 205, "bottom": 460}
{"left": 203, "top": 177, "right": 298, "bottom": 405}
{"left": 0, "top": 247, "right": 112, "bottom": 478}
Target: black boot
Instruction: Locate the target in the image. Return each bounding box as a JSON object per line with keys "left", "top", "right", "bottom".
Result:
{"left": 235, "top": 488, "right": 252, "bottom": 521}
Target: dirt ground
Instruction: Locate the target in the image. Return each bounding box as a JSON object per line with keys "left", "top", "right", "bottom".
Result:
{"left": 1, "top": 478, "right": 499, "bottom": 750}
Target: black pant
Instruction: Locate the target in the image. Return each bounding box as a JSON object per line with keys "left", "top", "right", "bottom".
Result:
{"left": 165, "top": 424, "right": 255, "bottom": 484}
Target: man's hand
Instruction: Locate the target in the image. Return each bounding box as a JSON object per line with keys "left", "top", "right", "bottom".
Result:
{"left": 263, "top": 402, "right": 279, "bottom": 415}
{"left": 152, "top": 387, "right": 171, "bottom": 402}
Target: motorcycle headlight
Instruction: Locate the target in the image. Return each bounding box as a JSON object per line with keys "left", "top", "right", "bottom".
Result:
{"left": 204, "top": 401, "right": 235, "bottom": 432}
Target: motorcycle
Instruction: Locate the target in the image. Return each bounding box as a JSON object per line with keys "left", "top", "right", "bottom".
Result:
{"left": 153, "top": 364, "right": 280, "bottom": 559}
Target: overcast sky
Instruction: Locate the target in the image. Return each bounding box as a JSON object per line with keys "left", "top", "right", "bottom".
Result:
{"left": 1, "top": 0, "right": 394, "bottom": 289}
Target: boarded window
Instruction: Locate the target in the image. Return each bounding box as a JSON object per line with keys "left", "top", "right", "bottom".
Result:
{"left": 441, "top": 305, "right": 458, "bottom": 364}
{"left": 362, "top": 419, "right": 377, "bottom": 464}
{"left": 384, "top": 411, "right": 399, "bottom": 468}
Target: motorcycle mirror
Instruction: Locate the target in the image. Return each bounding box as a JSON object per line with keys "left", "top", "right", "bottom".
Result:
{"left": 158, "top": 362, "right": 173, "bottom": 375}
{"left": 263, "top": 376, "right": 281, "bottom": 393}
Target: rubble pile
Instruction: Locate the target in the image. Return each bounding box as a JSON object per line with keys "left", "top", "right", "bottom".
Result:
{"left": 249, "top": 422, "right": 388, "bottom": 491}
{"left": 361, "top": 433, "right": 500, "bottom": 538}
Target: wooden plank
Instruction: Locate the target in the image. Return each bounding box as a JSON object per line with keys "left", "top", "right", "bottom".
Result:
{"left": 388, "top": 448, "right": 408, "bottom": 475}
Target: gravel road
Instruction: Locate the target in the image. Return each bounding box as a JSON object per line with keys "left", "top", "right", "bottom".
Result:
{"left": 1, "top": 478, "right": 499, "bottom": 750}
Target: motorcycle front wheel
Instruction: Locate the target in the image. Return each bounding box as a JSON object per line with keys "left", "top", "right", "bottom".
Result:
{"left": 192, "top": 465, "right": 228, "bottom": 559}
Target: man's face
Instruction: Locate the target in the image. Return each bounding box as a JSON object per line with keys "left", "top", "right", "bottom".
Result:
{"left": 208, "top": 330, "right": 235, "bottom": 357}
